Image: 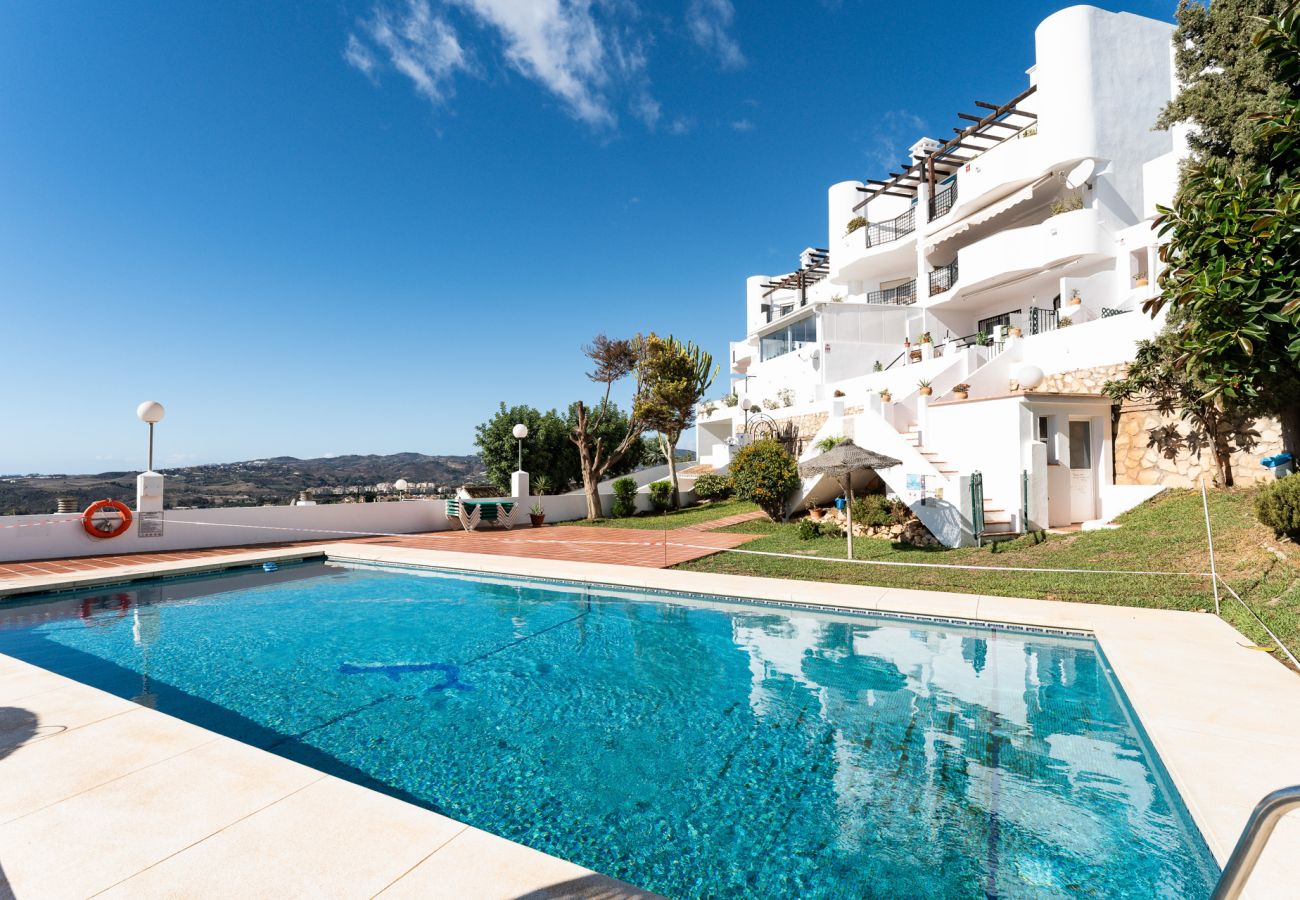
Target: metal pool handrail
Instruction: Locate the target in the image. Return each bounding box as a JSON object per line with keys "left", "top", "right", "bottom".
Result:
{"left": 1210, "top": 785, "right": 1300, "bottom": 899}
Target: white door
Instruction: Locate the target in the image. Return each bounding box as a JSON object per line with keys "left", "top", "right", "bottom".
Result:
{"left": 1069, "top": 420, "right": 1096, "bottom": 522}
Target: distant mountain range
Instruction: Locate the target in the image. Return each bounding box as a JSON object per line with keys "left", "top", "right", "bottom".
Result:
{"left": 0, "top": 453, "right": 484, "bottom": 516}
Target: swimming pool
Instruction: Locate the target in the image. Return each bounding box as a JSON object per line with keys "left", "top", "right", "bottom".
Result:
{"left": 0, "top": 560, "right": 1218, "bottom": 898}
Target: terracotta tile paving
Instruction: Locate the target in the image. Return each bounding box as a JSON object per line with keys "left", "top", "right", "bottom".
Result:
{"left": 0, "top": 511, "right": 769, "bottom": 586}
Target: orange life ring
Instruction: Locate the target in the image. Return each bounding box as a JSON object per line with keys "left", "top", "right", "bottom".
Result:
{"left": 82, "top": 499, "right": 133, "bottom": 539}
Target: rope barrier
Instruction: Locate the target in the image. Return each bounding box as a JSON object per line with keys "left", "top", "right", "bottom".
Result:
{"left": 150, "top": 517, "right": 1214, "bottom": 579}
{"left": 665, "top": 541, "right": 1213, "bottom": 578}
{"left": 1216, "top": 576, "right": 1300, "bottom": 669}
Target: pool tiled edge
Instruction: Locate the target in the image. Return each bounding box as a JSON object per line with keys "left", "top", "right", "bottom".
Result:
{"left": 3, "top": 542, "right": 1299, "bottom": 898}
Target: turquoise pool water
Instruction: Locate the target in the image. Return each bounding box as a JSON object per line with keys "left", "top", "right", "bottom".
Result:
{"left": 0, "top": 561, "right": 1218, "bottom": 898}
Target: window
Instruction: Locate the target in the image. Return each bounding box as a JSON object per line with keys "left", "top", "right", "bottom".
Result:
{"left": 1069, "top": 420, "right": 1092, "bottom": 470}
{"left": 978, "top": 310, "right": 1021, "bottom": 334}
{"left": 760, "top": 316, "right": 816, "bottom": 361}
{"left": 1038, "top": 416, "right": 1056, "bottom": 463}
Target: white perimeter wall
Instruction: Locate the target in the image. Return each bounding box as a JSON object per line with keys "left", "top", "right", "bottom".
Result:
{"left": 0, "top": 484, "right": 697, "bottom": 563}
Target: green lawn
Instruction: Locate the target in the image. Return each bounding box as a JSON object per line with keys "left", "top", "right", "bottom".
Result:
{"left": 555, "top": 498, "right": 760, "bottom": 530}
{"left": 675, "top": 488, "right": 1300, "bottom": 664}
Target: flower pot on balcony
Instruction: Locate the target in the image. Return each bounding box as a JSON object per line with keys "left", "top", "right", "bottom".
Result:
{"left": 809, "top": 508, "right": 826, "bottom": 522}
{"left": 1134, "top": 277, "right": 1149, "bottom": 288}
{"left": 530, "top": 513, "right": 545, "bottom": 527}
{"left": 1068, "top": 297, "right": 1083, "bottom": 307}
{"left": 1008, "top": 327, "right": 1022, "bottom": 338}
{"left": 918, "top": 386, "right": 933, "bottom": 397}
{"left": 953, "top": 390, "right": 969, "bottom": 401}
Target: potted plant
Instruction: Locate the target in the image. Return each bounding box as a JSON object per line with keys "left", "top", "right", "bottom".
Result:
{"left": 1133, "top": 272, "right": 1149, "bottom": 288}
{"left": 845, "top": 216, "right": 867, "bottom": 236}
{"left": 917, "top": 378, "right": 933, "bottom": 397}
{"left": 529, "top": 502, "right": 546, "bottom": 527}
{"left": 879, "top": 388, "right": 893, "bottom": 403}
{"left": 722, "top": 393, "right": 739, "bottom": 407}
{"left": 806, "top": 500, "right": 826, "bottom": 522}
{"left": 952, "top": 383, "right": 971, "bottom": 401}
{"left": 920, "top": 331, "right": 933, "bottom": 344}
{"left": 974, "top": 331, "right": 989, "bottom": 347}
{"left": 1067, "top": 288, "right": 1082, "bottom": 307}
{"left": 1008, "top": 326, "right": 1022, "bottom": 338}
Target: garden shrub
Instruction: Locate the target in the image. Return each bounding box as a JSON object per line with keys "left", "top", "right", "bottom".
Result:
{"left": 851, "top": 494, "right": 892, "bottom": 527}
{"left": 611, "top": 477, "right": 639, "bottom": 518}
{"left": 693, "top": 473, "right": 733, "bottom": 501}
{"left": 730, "top": 439, "right": 801, "bottom": 521}
{"left": 796, "top": 518, "right": 821, "bottom": 541}
{"left": 649, "top": 481, "right": 674, "bottom": 512}
{"left": 1256, "top": 474, "right": 1300, "bottom": 537}
{"left": 818, "top": 519, "right": 843, "bottom": 537}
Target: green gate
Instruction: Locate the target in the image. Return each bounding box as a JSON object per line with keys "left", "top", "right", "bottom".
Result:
{"left": 971, "top": 471, "right": 985, "bottom": 546}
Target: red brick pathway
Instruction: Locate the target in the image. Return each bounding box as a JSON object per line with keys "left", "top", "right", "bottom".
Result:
{"left": 0, "top": 511, "right": 769, "bottom": 583}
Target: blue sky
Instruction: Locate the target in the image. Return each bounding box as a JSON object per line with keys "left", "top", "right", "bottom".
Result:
{"left": 0, "top": 0, "right": 1173, "bottom": 474}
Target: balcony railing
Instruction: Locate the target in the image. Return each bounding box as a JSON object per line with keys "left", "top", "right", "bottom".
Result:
{"left": 865, "top": 280, "right": 917, "bottom": 306}
{"left": 928, "top": 261, "right": 959, "bottom": 296}
{"left": 862, "top": 208, "right": 916, "bottom": 247}
{"left": 1029, "top": 306, "right": 1058, "bottom": 335}
{"left": 929, "top": 182, "right": 958, "bottom": 220}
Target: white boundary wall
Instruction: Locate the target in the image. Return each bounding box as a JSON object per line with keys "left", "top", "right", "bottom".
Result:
{"left": 0, "top": 482, "right": 700, "bottom": 564}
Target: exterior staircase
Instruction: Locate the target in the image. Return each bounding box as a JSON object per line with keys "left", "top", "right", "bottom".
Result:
{"left": 899, "top": 426, "right": 1019, "bottom": 540}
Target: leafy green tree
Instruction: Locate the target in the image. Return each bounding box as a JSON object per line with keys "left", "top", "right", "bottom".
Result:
{"left": 1149, "top": 4, "right": 1300, "bottom": 453}
{"left": 634, "top": 334, "right": 718, "bottom": 508}
{"left": 1156, "top": 0, "right": 1291, "bottom": 172}
{"left": 1104, "top": 320, "right": 1260, "bottom": 486}
{"left": 473, "top": 404, "right": 574, "bottom": 495}
{"left": 730, "top": 438, "right": 800, "bottom": 522}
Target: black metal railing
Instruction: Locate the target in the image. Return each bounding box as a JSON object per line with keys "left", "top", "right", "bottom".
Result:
{"left": 1029, "top": 306, "right": 1059, "bottom": 335}
{"left": 764, "top": 300, "right": 802, "bottom": 323}
{"left": 865, "top": 280, "right": 917, "bottom": 306}
{"left": 862, "top": 208, "right": 916, "bottom": 247}
{"left": 928, "top": 261, "right": 958, "bottom": 296}
{"left": 929, "top": 182, "right": 958, "bottom": 220}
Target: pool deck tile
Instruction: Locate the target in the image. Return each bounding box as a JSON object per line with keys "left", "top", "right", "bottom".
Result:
{"left": 99, "top": 776, "right": 468, "bottom": 899}
{"left": 1, "top": 543, "right": 1299, "bottom": 897}
{"left": 377, "top": 826, "right": 654, "bottom": 900}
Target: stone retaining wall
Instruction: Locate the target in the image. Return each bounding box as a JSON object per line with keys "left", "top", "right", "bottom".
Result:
{"left": 1042, "top": 364, "right": 1284, "bottom": 487}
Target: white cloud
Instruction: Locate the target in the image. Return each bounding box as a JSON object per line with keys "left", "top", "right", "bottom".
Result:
{"left": 347, "top": 0, "right": 471, "bottom": 106}
{"left": 686, "top": 0, "right": 744, "bottom": 69}
{"left": 730, "top": 117, "right": 753, "bottom": 132}
{"left": 447, "top": 0, "right": 623, "bottom": 127}
{"left": 866, "top": 109, "right": 926, "bottom": 171}
{"left": 346, "top": 0, "right": 740, "bottom": 132}
{"left": 344, "top": 34, "right": 378, "bottom": 79}
{"left": 634, "top": 92, "right": 662, "bottom": 129}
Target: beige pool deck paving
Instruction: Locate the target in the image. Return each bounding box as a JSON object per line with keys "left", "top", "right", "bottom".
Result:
{"left": 2, "top": 542, "right": 1299, "bottom": 897}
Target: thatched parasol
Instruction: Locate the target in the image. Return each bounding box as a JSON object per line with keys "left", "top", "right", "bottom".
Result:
{"left": 799, "top": 440, "right": 902, "bottom": 558}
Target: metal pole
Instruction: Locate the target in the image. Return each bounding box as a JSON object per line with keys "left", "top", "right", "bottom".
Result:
{"left": 1210, "top": 785, "right": 1300, "bottom": 899}
{"left": 148, "top": 422, "right": 155, "bottom": 472}
{"left": 1201, "top": 478, "right": 1220, "bottom": 615}
{"left": 517, "top": 438, "right": 522, "bottom": 471}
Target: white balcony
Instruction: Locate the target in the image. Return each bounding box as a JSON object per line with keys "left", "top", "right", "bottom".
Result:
{"left": 928, "top": 207, "right": 1111, "bottom": 310}
{"left": 832, "top": 206, "right": 919, "bottom": 285}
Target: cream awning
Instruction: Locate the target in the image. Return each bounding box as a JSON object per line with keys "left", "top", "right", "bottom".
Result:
{"left": 924, "top": 174, "right": 1054, "bottom": 252}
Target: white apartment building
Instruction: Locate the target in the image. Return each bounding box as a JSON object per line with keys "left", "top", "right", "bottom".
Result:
{"left": 696, "top": 5, "right": 1187, "bottom": 546}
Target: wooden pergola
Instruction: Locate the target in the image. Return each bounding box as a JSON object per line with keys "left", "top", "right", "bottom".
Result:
{"left": 760, "top": 248, "right": 830, "bottom": 299}
{"left": 853, "top": 85, "right": 1038, "bottom": 212}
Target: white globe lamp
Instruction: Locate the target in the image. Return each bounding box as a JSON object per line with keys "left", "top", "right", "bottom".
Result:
{"left": 394, "top": 478, "right": 409, "bottom": 497}
{"left": 1014, "top": 363, "right": 1046, "bottom": 391}
{"left": 512, "top": 423, "right": 529, "bottom": 470}
{"left": 136, "top": 401, "right": 165, "bottom": 471}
